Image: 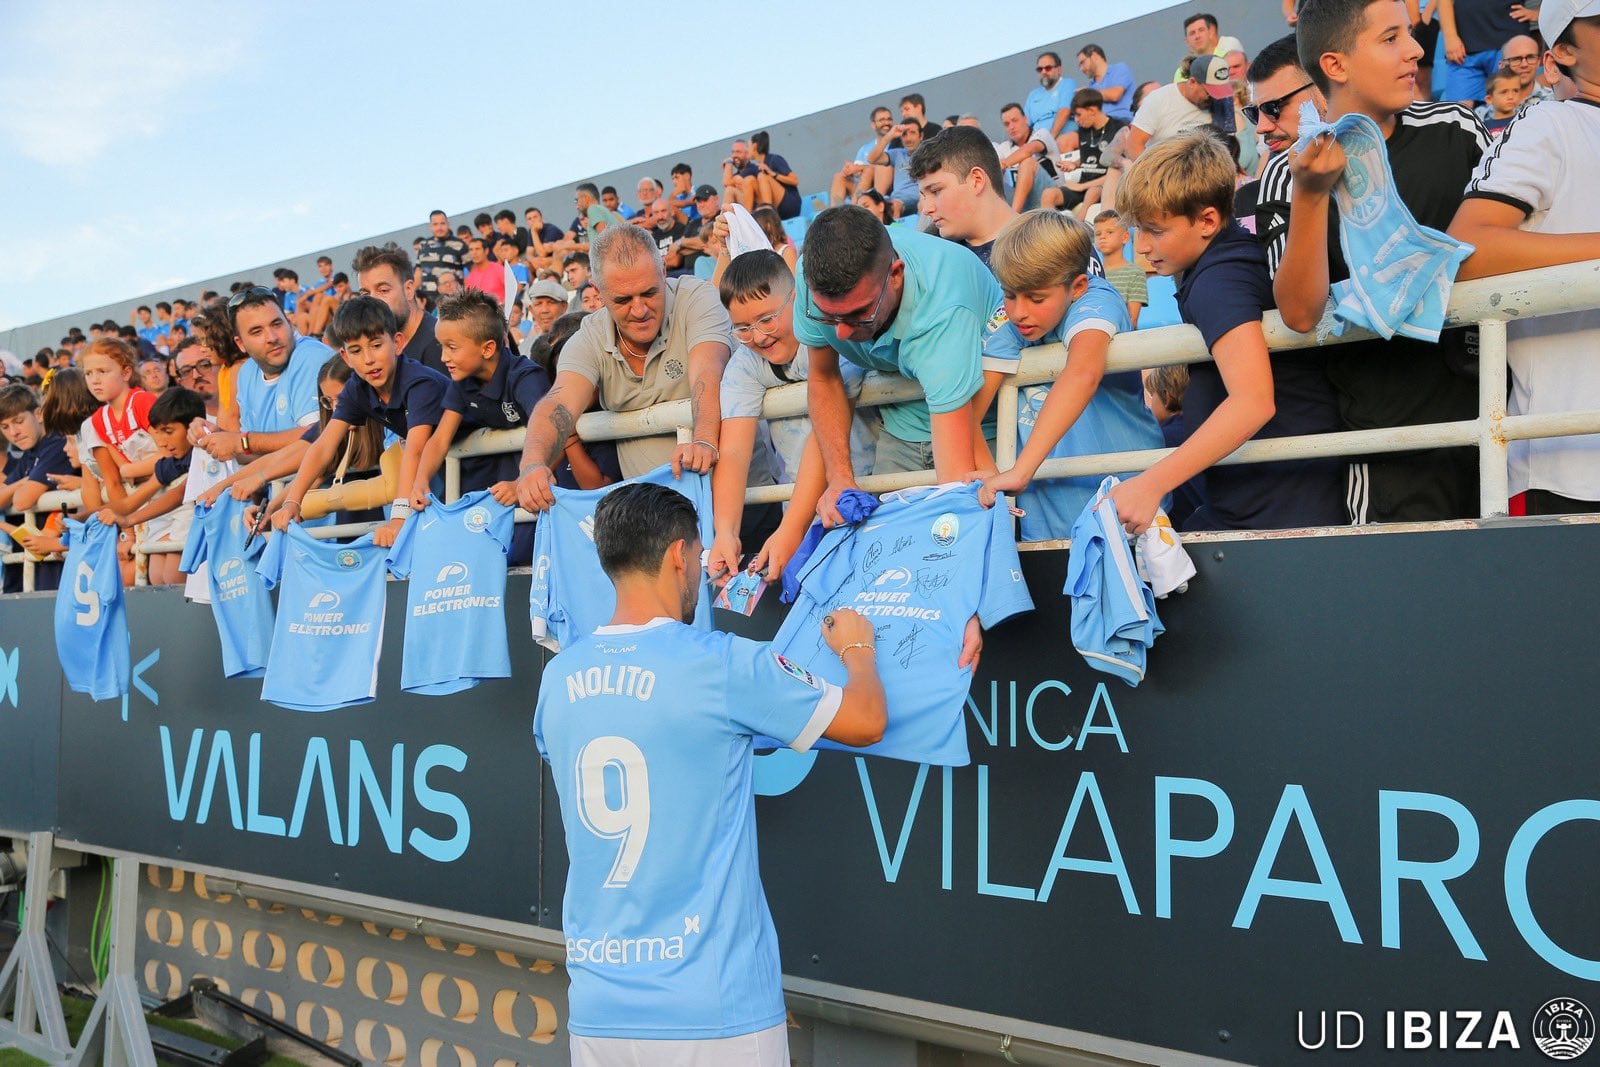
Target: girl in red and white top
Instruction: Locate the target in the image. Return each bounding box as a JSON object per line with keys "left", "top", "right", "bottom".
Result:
{"left": 79, "top": 338, "right": 161, "bottom": 581}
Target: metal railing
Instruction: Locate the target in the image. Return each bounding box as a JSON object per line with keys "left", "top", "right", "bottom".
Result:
{"left": 9, "top": 260, "right": 1600, "bottom": 594}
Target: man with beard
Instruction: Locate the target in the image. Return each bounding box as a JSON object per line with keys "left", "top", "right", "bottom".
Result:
{"left": 190, "top": 287, "right": 331, "bottom": 461}
{"left": 354, "top": 243, "right": 444, "bottom": 372}
{"left": 515, "top": 224, "right": 731, "bottom": 508}
{"left": 416, "top": 210, "right": 468, "bottom": 300}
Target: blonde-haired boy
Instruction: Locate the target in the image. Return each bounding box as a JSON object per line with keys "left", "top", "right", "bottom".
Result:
{"left": 1114, "top": 130, "right": 1343, "bottom": 533}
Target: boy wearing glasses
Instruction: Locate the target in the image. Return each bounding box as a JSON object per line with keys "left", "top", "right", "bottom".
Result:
{"left": 707, "top": 250, "right": 878, "bottom": 588}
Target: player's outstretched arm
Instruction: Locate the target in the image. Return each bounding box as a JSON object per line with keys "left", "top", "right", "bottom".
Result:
{"left": 819, "top": 608, "right": 886, "bottom": 747}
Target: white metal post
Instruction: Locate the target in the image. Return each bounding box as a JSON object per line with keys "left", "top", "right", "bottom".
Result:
{"left": 1476, "top": 318, "right": 1510, "bottom": 518}
{"left": 68, "top": 857, "right": 156, "bottom": 1067}
{"left": 0, "top": 831, "right": 72, "bottom": 1060}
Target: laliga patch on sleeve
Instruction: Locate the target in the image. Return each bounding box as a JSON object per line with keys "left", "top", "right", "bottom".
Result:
{"left": 773, "top": 653, "right": 821, "bottom": 689}
{"left": 715, "top": 569, "right": 768, "bottom": 616}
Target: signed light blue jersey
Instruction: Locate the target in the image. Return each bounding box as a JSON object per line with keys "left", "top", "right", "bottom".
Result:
{"left": 387, "top": 492, "right": 514, "bottom": 695}
{"left": 54, "top": 517, "right": 128, "bottom": 700}
{"left": 772, "top": 482, "right": 1033, "bottom": 765}
{"left": 529, "top": 466, "right": 714, "bottom": 652}
{"left": 534, "top": 618, "right": 840, "bottom": 1039}
{"left": 257, "top": 524, "right": 388, "bottom": 711}
{"left": 180, "top": 493, "right": 274, "bottom": 679}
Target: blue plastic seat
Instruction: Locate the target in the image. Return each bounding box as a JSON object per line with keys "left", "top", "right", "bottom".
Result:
{"left": 1139, "top": 274, "right": 1181, "bottom": 331}
{"left": 694, "top": 255, "right": 716, "bottom": 280}
{"left": 782, "top": 216, "right": 809, "bottom": 248}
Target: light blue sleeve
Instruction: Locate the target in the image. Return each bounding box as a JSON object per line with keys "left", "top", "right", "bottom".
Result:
{"left": 978, "top": 496, "right": 1035, "bottom": 628}
{"left": 1064, "top": 278, "right": 1130, "bottom": 342}
{"left": 983, "top": 316, "right": 1025, "bottom": 374}
{"left": 837, "top": 357, "right": 867, "bottom": 399}
{"left": 385, "top": 507, "right": 418, "bottom": 579}
{"left": 179, "top": 505, "right": 210, "bottom": 574}
{"left": 719, "top": 351, "right": 770, "bottom": 419}
{"left": 256, "top": 526, "right": 287, "bottom": 590}
{"left": 529, "top": 506, "right": 556, "bottom": 643}
{"left": 725, "top": 635, "right": 840, "bottom": 751}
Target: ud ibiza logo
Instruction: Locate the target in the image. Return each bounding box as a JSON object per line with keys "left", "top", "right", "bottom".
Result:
{"left": 1534, "top": 998, "right": 1594, "bottom": 1060}
{"left": 931, "top": 512, "right": 959, "bottom": 548}
{"left": 335, "top": 549, "right": 361, "bottom": 570}
{"left": 464, "top": 506, "right": 491, "bottom": 533}
{"left": 501, "top": 400, "right": 522, "bottom": 425}
{"left": 308, "top": 591, "right": 342, "bottom": 611}
{"left": 435, "top": 562, "right": 469, "bottom": 584}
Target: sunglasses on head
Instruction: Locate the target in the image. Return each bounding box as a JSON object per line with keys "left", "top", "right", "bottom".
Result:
{"left": 225, "top": 286, "right": 279, "bottom": 321}
{"left": 1242, "top": 82, "right": 1315, "bottom": 126}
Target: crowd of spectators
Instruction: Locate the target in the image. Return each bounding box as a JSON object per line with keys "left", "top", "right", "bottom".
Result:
{"left": 6, "top": 0, "right": 1598, "bottom": 603}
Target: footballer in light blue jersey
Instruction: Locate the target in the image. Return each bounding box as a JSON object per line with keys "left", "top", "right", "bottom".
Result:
{"left": 257, "top": 525, "right": 388, "bottom": 711}
{"left": 386, "top": 491, "right": 514, "bottom": 695}
{"left": 536, "top": 619, "right": 841, "bottom": 1039}
{"left": 529, "top": 466, "right": 713, "bottom": 652}
{"left": 772, "top": 482, "right": 1033, "bottom": 765}
{"left": 54, "top": 517, "right": 129, "bottom": 701}
{"left": 180, "top": 493, "right": 273, "bottom": 679}
{"left": 531, "top": 480, "right": 887, "bottom": 1051}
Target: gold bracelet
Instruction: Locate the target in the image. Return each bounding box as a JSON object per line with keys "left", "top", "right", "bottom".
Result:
{"left": 838, "top": 643, "right": 875, "bottom": 661}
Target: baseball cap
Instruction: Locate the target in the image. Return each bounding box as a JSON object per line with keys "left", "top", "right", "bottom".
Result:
{"left": 528, "top": 279, "right": 569, "bottom": 304}
{"left": 1191, "top": 54, "right": 1235, "bottom": 99}
{"left": 1540, "top": 0, "right": 1600, "bottom": 51}
{"left": 693, "top": 184, "right": 718, "bottom": 201}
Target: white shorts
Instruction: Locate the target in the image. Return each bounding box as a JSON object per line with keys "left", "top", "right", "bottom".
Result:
{"left": 570, "top": 1023, "right": 788, "bottom": 1067}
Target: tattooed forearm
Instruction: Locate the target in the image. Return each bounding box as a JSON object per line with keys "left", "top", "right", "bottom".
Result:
{"left": 546, "top": 404, "right": 575, "bottom": 467}
{"left": 691, "top": 380, "right": 708, "bottom": 435}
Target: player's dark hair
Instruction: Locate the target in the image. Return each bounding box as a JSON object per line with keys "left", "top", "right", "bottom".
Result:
{"left": 1184, "top": 11, "right": 1218, "bottom": 30}
{"left": 148, "top": 386, "right": 206, "bottom": 429}
{"left": 718, "top": 249, "right": 793, "bottom": 308}
{"left": 801, "top": 205, "right": 892, "bottom": 298}
{"left": 494, "top": 209, "right": 516, "bottom": 224}
{"left": 436, "top": 289, "right": 505, "bottom": 347}
{"left": 909, "top": 126, "right": 1005, "bottom": 192}
{"left": 473, "top": 212, "right": 493, "bottom": 229}
{"left": 594, "top": 482, "right": 701, "bottom": 580}
{"left": 327, "top": 295, "right": 397, "bottom": 349}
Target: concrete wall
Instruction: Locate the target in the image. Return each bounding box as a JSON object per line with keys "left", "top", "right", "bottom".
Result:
{"left": 2, "top": 0, "right": 1273, "bottom": 358}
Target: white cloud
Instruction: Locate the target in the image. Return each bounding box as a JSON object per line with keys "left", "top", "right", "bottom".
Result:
{"left": 0, "top": 3, "right": 251, "bottom": 168}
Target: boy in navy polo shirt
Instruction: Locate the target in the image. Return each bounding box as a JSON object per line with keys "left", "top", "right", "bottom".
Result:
{"left": 411, "top": 289, "right": 550, "bottom": 563}
{"left": 1112, "top": 130, "right": 1344, "bottom": 534}
{"left": 0, "top": 384, "right": 71, "bottom": 516}
{"left": 271, "top": 296, "right": 448, "bottom": 548}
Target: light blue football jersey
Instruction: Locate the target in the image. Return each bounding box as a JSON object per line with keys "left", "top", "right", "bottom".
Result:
{"left": 1067, "top": 478, "right": 1163, "bottom": 686}
{"left": 529, "top": 466, "right": 714, "bottom": 652}
{"left": 771, "top": 482, "right": 1034, "bottom": 765}
{"left": 179, "top": 494, "right": 274, "bottom": 679}
{"left": 386, "top": 491, "right": 514, "bottom": 695}
{"left": 54, "top": 517, "right": 129, "bottom": 701}
{"left": 534, "top": 618, "right": 841, "bottom": 1039}
{"left": 256, "top": 524, "right": 388, "bottom": 711}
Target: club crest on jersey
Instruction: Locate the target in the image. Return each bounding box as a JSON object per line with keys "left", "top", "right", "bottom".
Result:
{"left": 464, "top": 506, "right": 491, "bottom": 533}
{"left": 931, "top": 512, "right": 959, "bottom": 547}
{"left": 774, "top": 654, "right": 820, "bottom": 689}
{"left": 501, "top": 401, "right": 522, "bottom": 425}
{"left": 276, "top": 395, "right": 288, "bottom": 412}
{"left": 335, "top": 549, "right": 361, "bottom": 569}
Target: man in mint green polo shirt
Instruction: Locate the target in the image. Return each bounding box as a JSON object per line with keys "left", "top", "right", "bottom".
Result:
{"left": 795, "top": 204, "right": 1012, "bottom": 525}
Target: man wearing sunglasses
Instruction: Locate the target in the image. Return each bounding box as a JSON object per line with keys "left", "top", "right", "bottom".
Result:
{"left": 192, "top": 287, "right": 331, "bottom": 463}
{"left": 1025, "top": 52, "right": 1078, "bottom": 146}
{"left": 1237, "top": 33, "right": 1327, "bottom": 233}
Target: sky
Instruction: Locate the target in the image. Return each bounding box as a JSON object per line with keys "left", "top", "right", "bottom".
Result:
{"left": 0, "top": 0, "right": 1175, "bottom": 334}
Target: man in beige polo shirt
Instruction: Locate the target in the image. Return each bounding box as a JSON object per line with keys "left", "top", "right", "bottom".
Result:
{"left": 515, "top": 224, "right": 732, "bottom": 510}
